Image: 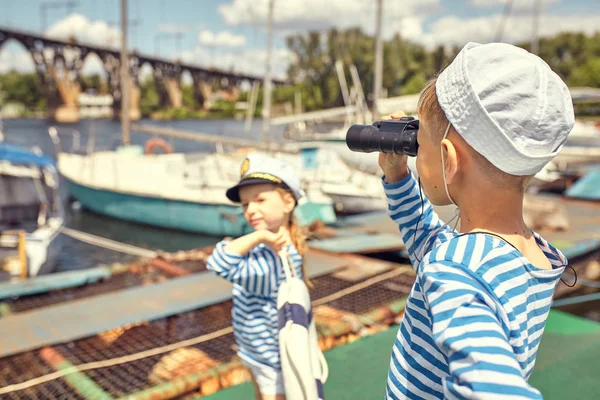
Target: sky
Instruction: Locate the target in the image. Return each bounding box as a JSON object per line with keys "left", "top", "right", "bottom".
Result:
{"left": 0, "top": 0, "right": 599, "bottom": 80}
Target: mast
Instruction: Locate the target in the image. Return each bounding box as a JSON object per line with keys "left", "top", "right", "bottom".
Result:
{"left": 262, "top": 0, "right": 275, "bottom": 149}
{"left": 531, "top": 0, "right": 541, "bottom": 55}
{"left": 120, "top": 0, "right": 131, "bottom": 145}
{"left": 373, "top": 0, "right": 383, "bottom": 121}
{"left": 495, "top": 0, "right": 514, "bottom": 42}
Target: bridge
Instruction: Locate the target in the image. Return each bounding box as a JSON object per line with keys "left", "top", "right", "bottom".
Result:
{"left": 0, "top": 27, "right": 284, "bottom": 123}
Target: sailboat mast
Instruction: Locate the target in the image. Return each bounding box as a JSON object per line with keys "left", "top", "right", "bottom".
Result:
{"left": 262, "top": 0, "right": 275, "bottom": 149}
{"left": 373, "top": 0, "right": 383, "bottom": 121}
{"left": 120, "top": 0, "right": 131, "bottom": 145}
{"left": 531, "top": 0, "right": 541, "bottom": 55}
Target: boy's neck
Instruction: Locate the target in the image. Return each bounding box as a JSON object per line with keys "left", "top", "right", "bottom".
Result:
{"left": 457, "top": 189, "right": 529, "bottom": 236}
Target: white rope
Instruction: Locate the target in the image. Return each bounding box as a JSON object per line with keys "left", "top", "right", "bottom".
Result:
{"left": 0, "top": 264, "right": 414, "bottom": 394}
{"left": 0, "top": 326, "right": 234, "bottom": 395}
{"left": 60, "top": 227, "right": 158, "bottom": 259}
{"left": 312, "top": 266, "right": 414, "bottom": 307}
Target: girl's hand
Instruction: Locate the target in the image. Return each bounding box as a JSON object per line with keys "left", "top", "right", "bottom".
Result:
{"left": 260, "top": 226, "right": 291, "bottom": 252}
{"left": 378, "top": 111, "right": 410, "bottom": 183}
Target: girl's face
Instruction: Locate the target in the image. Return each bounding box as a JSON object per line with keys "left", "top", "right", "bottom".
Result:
{"left": 239, "top": 183, "right": 295, "bottom": 232}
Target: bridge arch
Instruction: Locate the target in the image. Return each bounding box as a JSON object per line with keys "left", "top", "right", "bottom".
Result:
{"left": 0, "top": 38, "right": 35, "bottom": 73}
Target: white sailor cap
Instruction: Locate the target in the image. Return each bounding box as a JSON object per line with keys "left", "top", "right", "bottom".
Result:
{"left": 226, "top": 152, "right": 305, "bottom": 203}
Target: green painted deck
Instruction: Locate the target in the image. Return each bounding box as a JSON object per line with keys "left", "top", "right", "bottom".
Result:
{"left": 203, "top": 310, "right": 600, "bottom": 400}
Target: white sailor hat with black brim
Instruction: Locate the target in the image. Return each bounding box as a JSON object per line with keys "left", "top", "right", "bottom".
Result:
{"left": 226, "top": 152, "right": 305, "bottom": 203}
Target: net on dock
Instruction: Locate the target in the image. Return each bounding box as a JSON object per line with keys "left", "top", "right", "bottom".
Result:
{"left": 0, "top": 255, "right": 414, "bottom": 399}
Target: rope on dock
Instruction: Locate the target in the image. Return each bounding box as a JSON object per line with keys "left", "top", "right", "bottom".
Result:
{"left": 0, "top": 326, "right": 234, "bottom": 396}
{"left": 0, "top": 265, "right": 414, "bottom": 395}
{"left": 60, "top": 227, "right": 158, "bottom": 259}
{"left": 312, "top": 266, "right": 414, "bottom": 307}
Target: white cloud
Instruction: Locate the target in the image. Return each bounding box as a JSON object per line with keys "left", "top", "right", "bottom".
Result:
{"left": 469, "top": 0, "right": 559, "bottom": 12}
{"left": 80, "top": 52, "right": 106, "bottom": 76}
{"left": 0, "top": 46, "right": 35, "bottom": 73}
{"left": 159, "top": 24, "right": 191, "bottom": 33}
{"left": 217, "top": 0, "right": 599, "bottom": 52}
{"left": 45, "top": 13, "right": 121, "bottom": 48}
{"left": 198, "top": 30, "right": 247, "bottom": 48}
{"left": 179, "top": 46, "right": 291, "bottom": 80}
{"left": 424, "top": 13, "right": 600, "bottom": 47}
{"left": 219, "top": 0, "right": 439, "bottom": 38}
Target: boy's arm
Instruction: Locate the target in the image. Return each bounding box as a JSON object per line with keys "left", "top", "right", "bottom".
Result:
{"left": 383, "top": 170, "right": 450, "bottom": 269}
{"left": 421, "top": 261, "right": 542, "bottom": 400}
{"left": 207, "top": 236, "right": 274, "bottom": 296}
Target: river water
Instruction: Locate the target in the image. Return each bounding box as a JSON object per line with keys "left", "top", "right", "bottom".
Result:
{"left": 2, "top": 117, "right": 293, "bottom": 271}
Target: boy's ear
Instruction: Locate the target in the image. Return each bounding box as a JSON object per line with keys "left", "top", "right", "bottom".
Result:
{"left": 441, "top": 139, "right": 458, "bottom": 184}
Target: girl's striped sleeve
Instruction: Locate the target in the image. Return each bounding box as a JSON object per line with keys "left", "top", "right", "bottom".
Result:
{"left": 206, "top": 241, "right": 274, "bottom": 296}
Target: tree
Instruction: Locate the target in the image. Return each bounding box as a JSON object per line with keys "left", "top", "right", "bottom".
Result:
{"left": 139, "top": 77, "right": 160, "bottom": 116}
{"left": 79, "top": 74, "right": 109, "bottom": 94}
{"left": 569, "top": 58, "right": 600, "bottom": 87}
{"left": 181, "top": 85, "right": 197, "bottom": 109}
{"left": 0, "top": 71, "right": 45, "bottom": 110}
{"left": 402, "top": 73, "right": 427, "bottom": 95}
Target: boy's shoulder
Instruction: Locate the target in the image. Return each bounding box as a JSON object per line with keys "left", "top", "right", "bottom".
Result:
{"left": 421, "top": 231, "right": 566, "bottom": 283}
{"left": 425, "top": 232, "right": 514, "bottom": 271}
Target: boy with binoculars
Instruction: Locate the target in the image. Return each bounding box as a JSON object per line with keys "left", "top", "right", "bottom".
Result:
{"left": 352, "top": 42, "right": 575, "bottom": 399}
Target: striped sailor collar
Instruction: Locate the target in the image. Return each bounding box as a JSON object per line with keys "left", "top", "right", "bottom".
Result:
{"left": 532, "top": 231, "right": 568, "bottom": 269}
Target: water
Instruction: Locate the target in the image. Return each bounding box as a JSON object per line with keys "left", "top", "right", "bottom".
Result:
{"left": 1, "top": 117, "right": 290, "bottom": 272}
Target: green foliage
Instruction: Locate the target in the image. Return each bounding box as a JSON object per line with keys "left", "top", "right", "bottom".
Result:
{"left": 181, "top": 85, "right": 198, "bottom": 109}
{"left": 401, "top": 73, "right": 427, "bottom": 95}
{"left": 151, "top": 107, "right": 209, "bottom": 120}
{"left": 568, "top": 57, "right": 600, "bottom": 88}
{"left": 139, "top": 77, "right": 160, "bottom": 116}
{"left": 285, "top": 29, "right": 600, "bottom": 112}
{"left": 0, "top": 72, "right": 45, "bottom": 110}
{"left": 1, "top": 30, "right": 599, "bottom": 118}
{"left": 79, "top": 74, "right": 107, "bottom": 94}
{"left": 284, "top": 29, "right": 462, "bottom": 109}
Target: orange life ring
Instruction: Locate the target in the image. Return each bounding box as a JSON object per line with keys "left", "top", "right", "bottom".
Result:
{"left": 144, "top": 138, "right": 173, "bottom": 154}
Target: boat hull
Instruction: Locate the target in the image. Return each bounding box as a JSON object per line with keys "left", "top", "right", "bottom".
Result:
{"left": 29, "top": 224, "right": 64, "bottom": 277}
{"left": 66, "top": 179, "right": 336, "bottom": 237}
{"left": 66, "top": 179, "right": 254, "bottom": 237}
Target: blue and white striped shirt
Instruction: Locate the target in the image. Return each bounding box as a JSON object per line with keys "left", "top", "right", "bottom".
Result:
{"left": 384, "top": 172, "right": 566, "bottom": 400}
{"left": 207, "top": 241, "right": 303, "bottom": 370}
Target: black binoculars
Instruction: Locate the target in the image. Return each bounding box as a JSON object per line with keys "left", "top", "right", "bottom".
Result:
{"left": 345, "top": 116, "right": 419, "bottom": 156}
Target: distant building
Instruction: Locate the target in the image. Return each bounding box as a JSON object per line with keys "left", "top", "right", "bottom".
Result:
{"left": 0, "top": 102, "right": 26, "bottom": 118}
{"left": 78, "top": 91, "right": 113, "bottom": 119}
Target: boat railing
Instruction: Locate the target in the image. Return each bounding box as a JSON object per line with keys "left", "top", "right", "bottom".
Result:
{"left": 48, "top": 127, "right": 91, "bottom": 155}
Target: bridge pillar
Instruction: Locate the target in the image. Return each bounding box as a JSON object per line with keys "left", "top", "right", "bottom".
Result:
{"left": 28, "top": 47, "right": 85, "bottom": 123}
{"left": 111, "top": 80, "right": 141, "bottom": 121}
{"left": 111, "top": 79, "right": 141, "bottom": 121}
{"left": 194, "top": 80, "right": 213, "bottom": 110}
{"left": 104, "top": 54, "right": 141, "bottom": 122}
{"left": 48, "top": 65, "right": 80, "bottom": 123}
{"left": 163, "top": 77, "right": 182, "bottom": 108}
{"left": 228, "top": 85, "right": 241, "bottom": 101}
